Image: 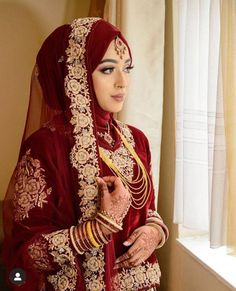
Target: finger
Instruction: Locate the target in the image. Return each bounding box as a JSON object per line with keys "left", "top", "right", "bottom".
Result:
{"left": 115, "top": 255, "right": 145, "bottom": 269}
{"left": 123, "top": 228, "right": 141, "bottom": 247}
{"left": 96, "top": 177, "right": 109, "bottom": 196}
{"left": 128, "top": 248, "right": 146, "bottom": 264}
{"left": 115, "top": 240, "right": 141, "bottom": 264}
{"left": 102, "top": 176, "right": 117, "bottom": 184}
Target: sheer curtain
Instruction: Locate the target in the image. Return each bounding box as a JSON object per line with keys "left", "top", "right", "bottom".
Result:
{"left": 174, "top": 0, "right": 236, "bottom": 251}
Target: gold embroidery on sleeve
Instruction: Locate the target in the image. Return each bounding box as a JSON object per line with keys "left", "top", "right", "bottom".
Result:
{"left": 43, "top": 229, "right": 78, "bottom": 290}
{"left": 14, "top": 149, "right": 52, "bottom": 222}
{"left": 28, "top": 236, "right": 54, "bottom": 271}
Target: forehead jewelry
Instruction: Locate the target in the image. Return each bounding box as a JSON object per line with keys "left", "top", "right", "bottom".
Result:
{"left": 114, "top": 36, "right": 127, "bottom": 59}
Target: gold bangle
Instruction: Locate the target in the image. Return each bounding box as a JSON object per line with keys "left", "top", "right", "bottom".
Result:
{"left": 69, "top": 226, "right": 84, "bottom": 255}
{"left": 98, "top": 212, "right": 123, "bottom": 231}
{"left": 87, "top": 221, "right": 100, "bottom": 248}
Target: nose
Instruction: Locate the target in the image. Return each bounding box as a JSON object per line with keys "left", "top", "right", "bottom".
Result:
{"left": 114, "top": 71, "right": 128, "bottom": 89}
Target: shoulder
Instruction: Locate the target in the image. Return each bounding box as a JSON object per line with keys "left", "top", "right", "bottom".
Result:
{"left": 116, "top": 120, "right": 150, "bottom": 150}
{"left": 21, "top": 127, "right": 55, "bottom": 153}
{"left": 19, "top": 126, "right": 66, "bottom": 165}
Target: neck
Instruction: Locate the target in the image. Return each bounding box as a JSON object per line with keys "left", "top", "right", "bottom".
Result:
{"left": 95, "top": 104, "right": 112, "bottom": 128}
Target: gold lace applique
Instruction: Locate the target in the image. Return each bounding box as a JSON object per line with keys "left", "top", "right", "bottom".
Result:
{"left": 116, "top": 120, "right": 135, "bottom": 147}
{"left": 13, "top": 149, "right": 52, "bottom": 222}
{"left": 99, "top": 122, "right": 135, "bottom": 181}
{"left": 112, "top": 262, "right": 161, "bottom": 291}
{"left": 101, "top": 144, "right": 134, "bottom": 181}
{"left": 28, "top": 236, "right": 54, "bottom": 271}
{"left": 43, "top": 229, "right": 78, "bottom": 290}
{"left": 65, "top": 18, "right": 106, "bottom": 291}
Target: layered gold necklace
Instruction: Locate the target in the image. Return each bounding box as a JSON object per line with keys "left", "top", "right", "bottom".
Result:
{"left": 99, "top": 126, "right": 151, "bottom": 209}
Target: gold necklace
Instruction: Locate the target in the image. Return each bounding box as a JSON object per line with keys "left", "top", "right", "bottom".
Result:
{"left": 99, "top": 126, "right": 151, "bottom": 209}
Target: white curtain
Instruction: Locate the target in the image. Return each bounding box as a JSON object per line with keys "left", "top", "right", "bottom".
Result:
{"left": 104, "top": 0, "right": 165, "bottom": 202}
{"left": 173, "top": 0, "right": 227, "bottom": 247}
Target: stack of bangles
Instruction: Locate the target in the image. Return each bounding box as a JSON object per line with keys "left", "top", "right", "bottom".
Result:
{"left": 70, "top": 211, "right": 123, "bottom": 255}
{"left": 145, "top": 213, "right": 169, "bottom": 249}
{"left": 70, "top": 220, "right": 111, "bottom": 255}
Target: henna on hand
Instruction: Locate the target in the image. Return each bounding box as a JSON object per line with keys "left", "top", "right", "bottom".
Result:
{"left": 114, "top": 226, "right": 161, "bottom": 269}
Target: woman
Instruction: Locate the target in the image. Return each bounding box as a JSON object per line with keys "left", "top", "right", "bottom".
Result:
{"left": 2, "top": 17, "right": 168, "bottom": 290}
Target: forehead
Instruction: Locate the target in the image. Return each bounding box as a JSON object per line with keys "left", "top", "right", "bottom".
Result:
{"left": 102, "top": 39, "right": 130, "bottom": 60}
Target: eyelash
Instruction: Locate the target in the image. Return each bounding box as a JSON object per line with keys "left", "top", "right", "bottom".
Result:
{"left": 100, "top": 65, "right": 134, "bottom": 75}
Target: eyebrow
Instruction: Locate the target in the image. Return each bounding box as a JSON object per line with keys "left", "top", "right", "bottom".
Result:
{"left": 99, "top": 58, "right": 131, "bottom": 64}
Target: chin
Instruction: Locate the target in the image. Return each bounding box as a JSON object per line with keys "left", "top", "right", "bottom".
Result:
{"left": 110, "top": 105, "right": 124, "bottom": 113}
{"left": 105, "top": 103, "right": 124, "bottom": 113}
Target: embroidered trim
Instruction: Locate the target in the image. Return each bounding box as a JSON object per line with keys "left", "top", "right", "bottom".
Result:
{"left": 100, "top": 144, "right": 134, "bottom": 181}
{"left": 112, "top": 262, "right": 161, "bottom": 291}
{"left": 65, "top": 18, "right": 106, "bottom": 291}
{"left": 13, "top": 149, "right": 52, "bottom": 222}
{"left": 28, "top": 236, "right": 54, "bottom": 271}
{"left": 116, "top": 120, "right": 135, "bottom": 147}
{"left": 99, "top": 122, "right": 135, "bottom": 181}
{"left": 43, "top": 229, "right": 78, "bottom": 290}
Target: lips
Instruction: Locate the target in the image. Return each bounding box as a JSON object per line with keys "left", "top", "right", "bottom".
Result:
{"left": 111, "top": 94, "right": 125, "bottom": 102}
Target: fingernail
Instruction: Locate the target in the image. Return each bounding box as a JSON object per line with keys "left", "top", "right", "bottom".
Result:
{"left": 123, "top": 241, "right": 131, "bottom": 246}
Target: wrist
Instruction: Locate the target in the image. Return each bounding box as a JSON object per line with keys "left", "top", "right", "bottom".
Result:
{"left": 99, "top": 224, "right": 113, "bottom": 236}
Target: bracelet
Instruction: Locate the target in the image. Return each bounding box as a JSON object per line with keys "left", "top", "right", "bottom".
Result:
{"left": 146, "top": 223, "right": 166, "bottom": 249}
{"left": 87, "top": 221, "right": 101, "bottom": 248}
{"left": 100, "top": 210, "right": 123, "bottom": 226}
{"left": 95, "top": 213, "right": 122, "bottom": 233}
{"left": 69, "top": 226, "right": 84, "bottom": 255}
{"left": 97, "top": 212, "right": 123, "bottom": 231}
{"left": 95, "top": 220, "right": 111, "bottom": 244}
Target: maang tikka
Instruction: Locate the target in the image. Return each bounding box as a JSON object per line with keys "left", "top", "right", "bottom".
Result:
{"left": 114, "top": 36, "right": 127, "bottom": 59}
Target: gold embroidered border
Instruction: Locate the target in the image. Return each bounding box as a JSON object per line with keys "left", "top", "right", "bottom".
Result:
{"left": 116, "top": 120, "right": 135, "bottom": 147}
{"left": 65, "top": 18, "right": 106, "bottom": 291}
{"left": 43, "top": 229, "right": 78, "bottom": 290}
{"left": 112, "top": 262, "right": 161, "bottom": 291}
{"left": 100, "top": 144, "right": 134, "bottom": 181}
{"left": 13, "top": 149, "right": 52, "bottom": 222}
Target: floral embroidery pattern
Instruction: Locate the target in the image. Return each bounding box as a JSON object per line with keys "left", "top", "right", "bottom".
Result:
{"left": 28, "top": 236, "right": 54, "bottom": 271}
{"left": 43, "top": 229, "right": 78, "bottom": 290}
{"left": 112, "top": 262, "right": 161, "bottom": 291}
{"left": 65, "top": 18, "right": 106, "bottom": 291}
{"left": 13, "top": 149, "right": 52, "bottom": 222}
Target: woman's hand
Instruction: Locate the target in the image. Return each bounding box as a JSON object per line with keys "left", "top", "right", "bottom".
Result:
{"left": 114, "top": 225, "right": 161, "bottom": 269}
{"left": 97, "top": 176, "right": 131, "bottom": 230}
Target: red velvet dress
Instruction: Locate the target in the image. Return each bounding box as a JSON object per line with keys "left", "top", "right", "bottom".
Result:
{"left": 2, "top": 17, "right": 167, "bottom": 291}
